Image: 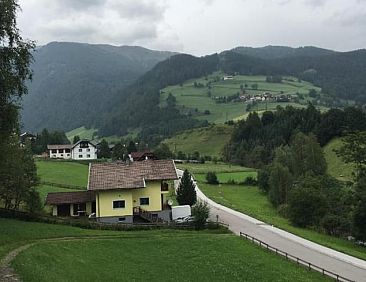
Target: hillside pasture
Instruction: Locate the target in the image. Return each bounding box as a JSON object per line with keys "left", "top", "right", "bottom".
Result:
{"left": 163, "top": 124, "right": 233, "bottom": 157}
{"left": 160, "top": 73, "right": 322, "bottom": 124}
{"left": 176, "top": 162, "right": 252, "bottom": 174}
{"left": 323, "top": 138, "right": 355, "bottom": 182}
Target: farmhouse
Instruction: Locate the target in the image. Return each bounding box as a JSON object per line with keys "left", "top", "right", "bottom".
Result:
{"left": 47, "top": 140, "right": 97, "bottom": 160}
{"left": 45, "top": 159, "right": 178, "bottom": 223}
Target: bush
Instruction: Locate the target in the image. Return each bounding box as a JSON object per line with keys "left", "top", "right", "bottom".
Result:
{"left": 206, "top": 172, "right": 219, "bottom": 184}
{"left": 242, "top": 176, "right": 258, "bottom": 186}
{"left": 192, "top": 201, "right": 210, "bottom": 230}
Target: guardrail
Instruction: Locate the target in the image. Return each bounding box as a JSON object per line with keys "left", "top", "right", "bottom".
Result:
{"left": 239, "top": 232, "right": 355, "bottom": 282}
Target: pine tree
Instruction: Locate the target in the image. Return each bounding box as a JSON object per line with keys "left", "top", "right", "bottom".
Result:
{"left": 98, "top": 139, "right": 111, "bottom": 159}
{"left": 176, "top": 170, "right": 197, "bottom": 206}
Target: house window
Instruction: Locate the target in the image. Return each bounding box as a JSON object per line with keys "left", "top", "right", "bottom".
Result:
{"left": 118, "top": 217, "right": 126, "bottom": 222}
{"left": 139, "top": 197, "right": 149, "bottom": 205}
{"left": 60, "top": 154, "right": 64, "bottom": 157}
{"left": 79, "top": 149, "right": 82, "bottom": 152}
{"left": 113, "top": 200, "right": 125, "bottom": 209}
{"left": 58, "top": 149, "right": 64, "bottom": 153}
{"left": 87, "top": 154, "right": 91, "bottom": 158}
{"left": 51, "top": 149, "right": 57, "bottom": 154}
{"left": 87, "top": 148, "right": 90, "bottom": 152}
{"left": 65, "top": 149, "right": 71, "bottom": 153}
{"left": 79, "top": 155, "right": 83, "bottom": 158}
{"left": 67, "top": 154, "right": 70, "bottom": 157}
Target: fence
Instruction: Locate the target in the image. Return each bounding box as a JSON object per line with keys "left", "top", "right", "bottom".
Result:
{"left": 40, "top": 181, "right": 85, "bottom": 190}
{"left": 239, "top": 232, "right": 355, "bottom": 282}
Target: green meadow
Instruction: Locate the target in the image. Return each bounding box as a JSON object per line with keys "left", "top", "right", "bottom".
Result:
{"left": 0, "top": 218, "right": 327, "bottom": 282}
{"left": 160, "top": 73, "right": 322, "bottom": 124}
{"left": 323, "top": 138, "right": 355, "bottom": 182}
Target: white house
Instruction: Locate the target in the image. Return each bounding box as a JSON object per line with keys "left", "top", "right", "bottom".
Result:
{"left": 47, "top": 140, "right": 97, "bottom": 160}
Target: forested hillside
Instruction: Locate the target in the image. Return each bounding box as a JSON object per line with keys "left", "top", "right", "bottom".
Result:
{"left": 21, "top": 42, "right": 175, "bottom": 132}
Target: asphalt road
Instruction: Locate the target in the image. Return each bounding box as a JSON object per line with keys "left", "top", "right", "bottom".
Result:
{"left": 176, "top": 169, "right": 366, "bottom": 282}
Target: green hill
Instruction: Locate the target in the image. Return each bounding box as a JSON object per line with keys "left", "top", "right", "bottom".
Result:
{"left": 160, "top": 72, "right": 321, "bottom": 124}
{"left": 163, "top": 124, "right": 233, "bottom": 157}
{"left": 324, "top": 138, "right": 355, "bottom": 182}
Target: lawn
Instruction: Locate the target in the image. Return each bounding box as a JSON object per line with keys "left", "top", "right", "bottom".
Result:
{"left": 199, "top": 183, "right": 366, "bottom": 261}
{"left": 160, "top": 73, "right": 324, "bottom": 124}
{"left": 324, "top": 138, "right": 355, "bottom": 182}
{"left": 37, "top": 185, "right": 80, "bottom": 205}
{"left": 36, "top": 160, "right": 89, "bottom": 187}
{"left": 176, "top": 162, "right": 253, "bottom": 174}
{"left": 12, "top": 229, "right": 327, "bottom": 282}
{"left": 163, "top": 124, "right": 233, "bottom": 158}
{"left": 0, "top": 218, "right": 120, "bottom": 260}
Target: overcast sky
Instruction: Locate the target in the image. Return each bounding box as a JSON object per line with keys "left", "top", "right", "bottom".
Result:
{"left": 17, "top": 0, "right": 366, "bottom": 56}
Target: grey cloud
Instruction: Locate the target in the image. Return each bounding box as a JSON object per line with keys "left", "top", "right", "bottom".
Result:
{"left": 55, "top": 0, "right": 107, "bottom": 11}
{"left": 108, "top": 0, "right": 165, "bottom": 20}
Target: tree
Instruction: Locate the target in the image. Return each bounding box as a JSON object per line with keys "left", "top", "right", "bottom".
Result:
{"left": 98, "top": 139, "right": 111, "bottom": 159}
{"left": 268, "top": 162, "right": 293, "bottom": 207}
{"left": 353, "top": 177, "right": 366, "bottom": 241}
{"left": 127, "top": 141, "right": 137, "bottom": 154}
{"left": 288, "top": 176, "right": 327, "bottom": 227}
{"left": 206, "top": 172, "right": 219, "bottom": 185}
{"left": 154, "top": 143, "right": 173, "bottom": 159}
{"left": 336, "top": 132, "right": 366, "bottom": 179}
{"left": 290, "top": 132, "right": 327, "bottom": 177}
{"left": 112, "top": 142, "right": 126, "bottom": 160}
{"left": 176, "top": 170, "right": 197, "bottom": 206}
{"left": 192, "top": 201, "right": 210, "bottom": 230}
{"left": 73, "top": 135, "right": 80, "bottom": 144}
{"left": 0, "top": 1, "right": 37, "bottom": 211}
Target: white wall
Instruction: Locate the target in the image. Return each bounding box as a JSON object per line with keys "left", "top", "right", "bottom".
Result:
{"left": 49, "top": 148, "right": 72, "bottom": 159}
{"left": 72, "top": 142, "right": 97, "bottom": 160}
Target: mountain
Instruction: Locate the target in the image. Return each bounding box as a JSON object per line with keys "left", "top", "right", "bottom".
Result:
{"left": 21, "top": 42, "right": 176, "bottom": 132}
{"left": 231, "top": 45, "right": 335, "bottom": 59}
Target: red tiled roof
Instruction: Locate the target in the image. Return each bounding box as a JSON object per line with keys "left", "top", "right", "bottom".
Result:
{"left": 45, "top": 191, "right": 95, "bottom": 205}
{"left": 88, "top": 159, "right": 177, "bottom": 191}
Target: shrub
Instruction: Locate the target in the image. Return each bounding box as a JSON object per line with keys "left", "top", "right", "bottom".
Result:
{"left": 192, "top": 201, "right": 210, "bottom": 230}
{"left": 242, "top": 176, "right": 258, "bottom": 186}
{"left": 206, "top": 172, "right": 219, "bottom": 184}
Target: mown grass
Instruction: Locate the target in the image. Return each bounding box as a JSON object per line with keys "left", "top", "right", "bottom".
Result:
{"left": 160, "top": 73, "right": 323, "bottom": 124}
{"left": 199, "top": 183, "right": 366, "bottom": 261}
{"left": 12, "top": 230, "right": 328, "bottom": 282}
{"left": 323, "top": 138, "right": 355, "bottom": 182}
{"left": 163, "top": 124, "right": 233, "bottom": 157}
{"left": 0, "top": 218, "right": 120, "bottom": 260}
{"left": 176, "top": 162, "right": 252, "bottom": 174}
{"left": 36, "top": 160, "right": 88, "bottom": 187}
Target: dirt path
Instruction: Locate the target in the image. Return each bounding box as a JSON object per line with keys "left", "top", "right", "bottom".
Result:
{"left": 0, "top": 244, "right": 34, "bottom": 282}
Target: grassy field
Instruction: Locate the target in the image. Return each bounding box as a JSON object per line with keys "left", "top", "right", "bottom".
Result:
{"left": 199, "top": 183, "right": 366, "bottom": 261}
{"left": 4, "top": 221, "right": 326, "bottom": 282}
{"left": 0, "top": 218, "right": 120, "bottom": 260}
{"left": 36, "top": 160, "right": 89, "bottom": 187}
{"left": 163, "top": 124, "right": 233, "bottom": 157}
{"left": 323, "top": 138, "right": 355, "bottom": 182}
{"left": 160, "top": 73, "right": 322, "bottom": 124}
{"left": 176, "top": 162, "right": 253, "bottom": 174}
{"left": 194, "top": 171, "right": 257, "bottom": 183}
{"left": 66, "top": 126, "right": 98, "bottom": 142}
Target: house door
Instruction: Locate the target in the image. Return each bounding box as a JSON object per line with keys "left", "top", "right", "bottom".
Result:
{"left": 57, "top": 204, "right": 70, "bottom": 216}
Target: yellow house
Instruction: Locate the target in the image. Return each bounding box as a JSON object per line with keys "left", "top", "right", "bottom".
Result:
{"left": 88, "top": 159, "right": 177, "bottom": 223}
{"left": 45, "top": 160, "right": 177, "bottom": 223}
